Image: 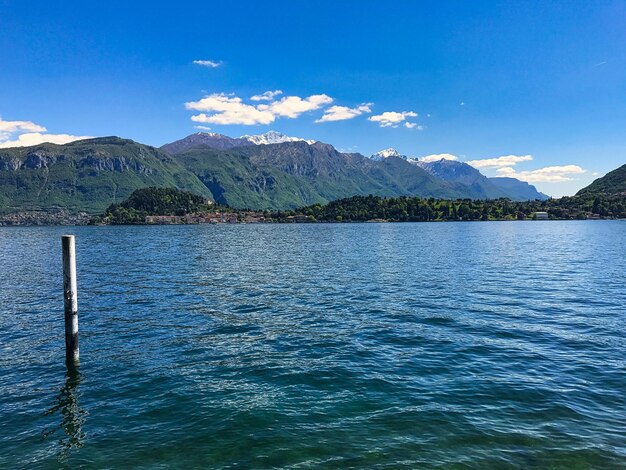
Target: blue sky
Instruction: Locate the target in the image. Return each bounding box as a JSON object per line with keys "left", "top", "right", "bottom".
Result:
{"left": 1, "top": 0, "right": 625, "bottom": 196}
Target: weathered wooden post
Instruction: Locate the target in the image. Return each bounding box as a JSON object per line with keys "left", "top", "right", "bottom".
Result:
{"left": 62, "top": 235, "right": 79, "bottom": 366}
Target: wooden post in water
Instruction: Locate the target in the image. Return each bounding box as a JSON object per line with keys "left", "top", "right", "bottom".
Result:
{"left": 62, "top": 235, "right": 79, "bottom": 366}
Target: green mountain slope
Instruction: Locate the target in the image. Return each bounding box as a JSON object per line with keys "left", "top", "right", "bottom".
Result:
{"left": 363, "top": 156, "right": 470, "bottom": 199}
{"left": 171, "top": 141, "right": 468, "bottom": 209}
{"left": 170, "top": 146, "right": 322, "bottom": 209}
{"left": 0, "top": 137, "right": 211, "bottom": 214}
{"left": 576, "top": 164, "right": 626, "bottom": 196}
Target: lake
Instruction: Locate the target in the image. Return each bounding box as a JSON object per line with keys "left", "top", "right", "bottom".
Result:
{"left": 1, "top": 221, "right": 625, "bottom": 468}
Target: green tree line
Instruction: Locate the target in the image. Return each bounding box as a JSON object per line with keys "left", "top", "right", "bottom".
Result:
{"left": 95, "top": 187, "right": 626, "bottom": 224}
{"left": 274, "top": 194, "right": 626, "bottom": 222}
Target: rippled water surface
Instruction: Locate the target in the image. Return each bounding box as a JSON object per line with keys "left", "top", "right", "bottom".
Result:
{"left": 1, "top": 222, "right": 625, "bottom": 468}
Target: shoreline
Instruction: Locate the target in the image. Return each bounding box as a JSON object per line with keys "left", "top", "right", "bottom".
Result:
{"left": 1, "top": 217, "right": 622, "bottom": 227}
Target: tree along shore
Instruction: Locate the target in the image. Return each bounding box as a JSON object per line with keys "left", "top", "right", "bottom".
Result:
{"left": 277, "top": 194, "right": 626, "bottom": 222}
{"left": 96, "top": 188, "right": 626, "bottom": 225}
{"left": 1, "top": 188, "right": 624, "bottom": 226}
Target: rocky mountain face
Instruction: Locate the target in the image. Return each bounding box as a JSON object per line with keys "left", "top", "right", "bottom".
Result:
{"left": 169, "top": 140, "right": 465, "bottom": 209}
{"left": 0, "top": 137, "right": 210, "bottom": 214}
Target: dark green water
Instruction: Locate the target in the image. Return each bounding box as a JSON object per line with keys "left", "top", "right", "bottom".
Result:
{"left": 1, "top": 221, "right": 625, "bottom": 468}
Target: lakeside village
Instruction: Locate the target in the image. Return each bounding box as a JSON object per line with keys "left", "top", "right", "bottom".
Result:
{"left": 0, "top": 208, "right": 544, "bottom": 226}
{"left": 0, "top": 207, "right": 612, "bottom": 226}
{"left": 145, "top": 209, "right": 551, "bottom": 224}
{"left": 0, "top": 207, "right": 310, "bottom": 226}
{"left": 144, "top": 211, "right": 310, "bottom": 225}
{"left": 133, "top": 210, "right": 581, "bottom": 224}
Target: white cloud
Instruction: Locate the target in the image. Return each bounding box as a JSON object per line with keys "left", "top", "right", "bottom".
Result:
{"left": 368, "top": 111, "right": 417, "bottom": 128}
{"left": 250, "top": 90, "right": 283, "bottom": 101}
{"left": 193, "top": 59, "right": 222, "bottom": 68}
{"left": 592, "top": 172, "right": 600, "bottom": 176}
{"left": 420, "top": 153, "right": 459, "bottom": 163}
{"left": 466, "top": 155, "right": 533, "bottom": 169}
{"left": 0, "top": 117, "right": 91, "bottom": 148}
{"left": 315, "top": 103, "right": 372, "bottom": 123}
{"left": 186, "top": 92, "right": 334, "bottom": 125}
{"left": 0, "top": 132, "right": 91, "bottom": 148}
{"left": 186, "top": 93, "right": 276, "bottom": 125}
{"left": 194, "top": 125, "right": 212, "bottom": 131}
{"left": 497, "top": 165, "right": 586, "bottom": 183}
{"left": 0, "top": 118, "right": 46, "bottom": 136}
{"left": 260, "top": 94, "right": 333, "bottom": 118}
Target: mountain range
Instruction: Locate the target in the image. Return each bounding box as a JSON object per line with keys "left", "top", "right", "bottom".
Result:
{"left": 367, "top": 147, "right": 548, "bottom": 200}
{"left": 163, "top": 139, "right": 462, "bottom": 210}
{"left": 0, "top": 130, "right": 606, "bottom": 214}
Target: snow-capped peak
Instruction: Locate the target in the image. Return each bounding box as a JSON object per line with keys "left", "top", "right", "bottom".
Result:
{"left": 370, "top": 148, "right": 407, "bottom": 161}
{"left": 240, "top": 130, "right": 315, "bottom": 145}
{"left": 377, "top": 148, "right": 401, "bottom": 158}
{"left": 195, "top": 132, "right": 222, "bottom": 137}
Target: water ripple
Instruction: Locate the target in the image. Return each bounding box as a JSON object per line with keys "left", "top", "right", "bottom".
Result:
{"left": 1, "top": 221, "right": 625, "bottom": 468}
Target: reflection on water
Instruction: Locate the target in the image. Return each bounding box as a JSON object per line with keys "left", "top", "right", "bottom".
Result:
{"left": 43, "top": 366, "right": 86, "bottom": 461}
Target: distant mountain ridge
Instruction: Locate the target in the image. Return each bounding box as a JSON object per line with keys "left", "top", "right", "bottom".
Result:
{"left": 161, "top": 131, "right": 313, "bottom": 155}
{"left": 369, "top": 148, "right": 549, "bottom": 201}
{"left": 414, "top": 159, "right": 548, "bottom": 201}
{"left": 367, "top": 150, "right": 548, "bottom": 201}
{"left": 161, "top": 132, "right": 252, "bottom": 154}
{"left": 489, "top": 177, "right": 549, "bottom": 201}
{"left": 414, "top": 159, "right": 508, "bottom": 199}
